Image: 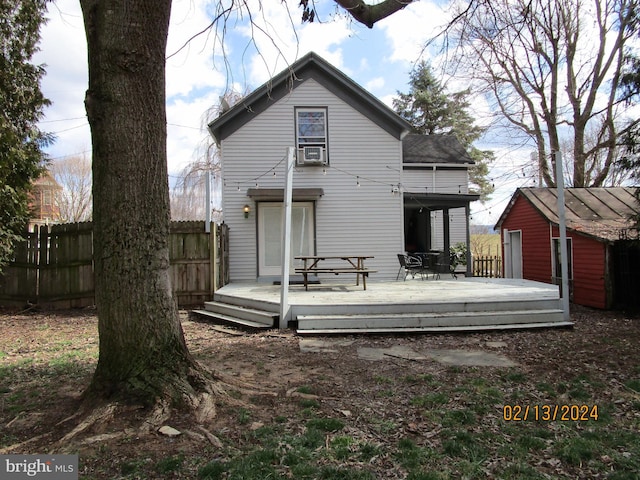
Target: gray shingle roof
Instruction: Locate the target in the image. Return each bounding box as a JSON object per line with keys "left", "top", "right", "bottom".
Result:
{"left": 402, "top": 134, "right": 475, "bottom": 164}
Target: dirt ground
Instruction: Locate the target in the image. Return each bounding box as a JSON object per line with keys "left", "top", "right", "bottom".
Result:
{"left": 1, "top": 305, "right": 639, "bottom": 479}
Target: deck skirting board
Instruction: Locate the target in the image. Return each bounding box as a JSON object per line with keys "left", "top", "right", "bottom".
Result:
{"left": 296, "top": 321, "right": 574, "bottom": 335}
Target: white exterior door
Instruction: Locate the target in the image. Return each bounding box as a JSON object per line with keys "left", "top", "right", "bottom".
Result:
{"left": 505, "top": 230, "right": 523, "bottom": 279}
{"left": 258, "top": 202, "right": 315, "bottom": 277}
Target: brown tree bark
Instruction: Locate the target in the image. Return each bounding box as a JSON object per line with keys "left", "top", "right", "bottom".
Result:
{"left": 80, "top": 0, "right": 208, "bottom": 407}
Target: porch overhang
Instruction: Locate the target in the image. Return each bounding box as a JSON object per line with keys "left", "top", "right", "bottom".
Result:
{"left": 403, "top": 192, "right": 480, "bottom": 210}
{"left": 247, "top": 188, "right": 324, "bottom": 202}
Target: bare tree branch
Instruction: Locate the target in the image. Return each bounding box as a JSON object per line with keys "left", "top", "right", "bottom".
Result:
{"left": 49, "top": 153, "right": 93, "bottom": 222}
{"left": 331, "top": 0, "right": 414, "bottom": 28}
{"left": 438, "top": 0, "right": 639, "bottom": 187}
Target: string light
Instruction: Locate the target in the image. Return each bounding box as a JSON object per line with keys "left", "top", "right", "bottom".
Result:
{"left": 222, "top": 154, "right": 288, "bottom": 190}
{"left": 224, "top": 151, "right": 540, "bottom": 212}
{"left": 225, "top": 159, "right": 413, "bottom": 192}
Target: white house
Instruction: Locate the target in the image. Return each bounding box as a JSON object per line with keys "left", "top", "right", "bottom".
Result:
{"left": 208, "top": 52, "right": 478, "bottom": 283}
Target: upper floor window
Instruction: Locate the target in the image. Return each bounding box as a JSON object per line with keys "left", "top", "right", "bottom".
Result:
{"left": 42, "top": 189, "right": 53, "bottom": 206}
{"left": 296, "top": 108, "right": 327, "bottom": 149}
{"left": 295, "top": 107, "right": 328, "bottom": 166}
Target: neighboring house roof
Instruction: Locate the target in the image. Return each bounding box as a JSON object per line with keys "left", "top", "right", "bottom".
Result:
{"left": 208, "top": 51, "right": 412, "bottom": 143}
{"left": 33, "top": 171, "right": 62, "bottom": 190}
{"left": 402, "top": 134, "right": 475, "bottom": 165}
{"left": 495, "top": 187, "right": 640, "bottom": 242}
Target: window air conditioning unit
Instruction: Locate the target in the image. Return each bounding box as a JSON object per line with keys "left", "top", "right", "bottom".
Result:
{"left": 297, "top": 147, "right": 327, "bottom": 166}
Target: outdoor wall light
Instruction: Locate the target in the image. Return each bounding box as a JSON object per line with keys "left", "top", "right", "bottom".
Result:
{"left": 243, "top": 204, "right": 251, "bottom": 218}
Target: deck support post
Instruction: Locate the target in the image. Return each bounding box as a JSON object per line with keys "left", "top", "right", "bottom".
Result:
{"left": 555, "top": 151, "right": 571, "bottom": 321}
{"left": 279, "top": 147, "right": 295, "bottom": 328}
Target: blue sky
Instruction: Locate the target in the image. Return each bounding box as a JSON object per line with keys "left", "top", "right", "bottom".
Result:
{"left": 34, "top": 0, "right": 535, "bottom": 226}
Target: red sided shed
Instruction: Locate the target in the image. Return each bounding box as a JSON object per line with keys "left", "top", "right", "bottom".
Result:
{"left": 495, "top": 187, "right": 639, "bottom": 309}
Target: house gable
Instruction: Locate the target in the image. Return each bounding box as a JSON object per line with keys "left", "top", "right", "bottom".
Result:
{"left": 209, "top": 52, "right": 411, "bottom": 144}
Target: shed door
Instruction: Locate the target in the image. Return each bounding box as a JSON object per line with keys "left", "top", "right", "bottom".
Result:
{"left": 506, "top": 230, "right": 523, "bottom": 279}
{"left": 258, "top": 202, "right": 315, "bottom": 277}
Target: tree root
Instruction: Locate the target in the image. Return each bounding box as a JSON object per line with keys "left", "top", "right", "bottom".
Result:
{"left": 4, "top": 362, "right": 281, "bottom": 452}
{"left": 196, "top": 425, "right": 224, "bottom": 448}
{"left": 77, "top": 377, "right": 270, "bottom": 445}
{"left": 57, "top": 403, "right": 118, "bottom": 444}
{"left": 208, "top": 367, "right": 279, "bottom": 400}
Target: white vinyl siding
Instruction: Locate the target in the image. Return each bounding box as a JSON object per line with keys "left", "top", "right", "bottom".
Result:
{"left": 221, "top": 79, "right": 404, "bottom": 281}
{"left": 401, "top": 166, "right": 470, "bottom": 195}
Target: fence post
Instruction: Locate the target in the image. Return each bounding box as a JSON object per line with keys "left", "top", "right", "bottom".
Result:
{"left": 37, "top": 224, "right": 50, "bottom": 302}
{"left": 211, "top": 222, "right": 218, "bottom": 294}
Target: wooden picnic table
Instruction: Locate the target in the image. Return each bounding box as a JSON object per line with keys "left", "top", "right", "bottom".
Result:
{"left": 294, "top": 255, "right": 376, "bottom": 290}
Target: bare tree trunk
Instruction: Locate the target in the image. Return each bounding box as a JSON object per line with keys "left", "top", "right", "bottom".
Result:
{"left": 80, "top": 0, "right": 206, "bottom": 406}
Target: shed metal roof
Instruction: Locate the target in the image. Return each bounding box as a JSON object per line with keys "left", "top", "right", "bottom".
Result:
{"left": 495, "top": 187, "right": 639, "bottom": 242}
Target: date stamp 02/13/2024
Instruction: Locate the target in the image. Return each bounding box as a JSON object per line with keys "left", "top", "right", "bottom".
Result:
{"left": 503, "top": 404, "right": 599, "bottom": 422}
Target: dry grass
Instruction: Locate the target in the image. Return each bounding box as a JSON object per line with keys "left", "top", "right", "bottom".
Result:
{"left": 470, "top": 234, "right": 501, "bottom": 258}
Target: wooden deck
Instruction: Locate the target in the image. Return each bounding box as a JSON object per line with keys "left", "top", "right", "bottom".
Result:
{"left": 192, "top": 277, "right": 573, "bottom": 334}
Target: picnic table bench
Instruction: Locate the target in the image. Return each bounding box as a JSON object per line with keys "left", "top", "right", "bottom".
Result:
{"left": 294, "top": 255, "right": 376, "bottom": 290}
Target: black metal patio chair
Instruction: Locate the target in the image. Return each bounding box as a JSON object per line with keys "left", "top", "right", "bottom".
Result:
{"left": 412, "top": 252, "right": 438, "bottom": 280}
{"left": 396, "top": 253, "right": 424, "bottom": 280}
{"left": 434, "top": 252, "right": 460, "bottom": 280}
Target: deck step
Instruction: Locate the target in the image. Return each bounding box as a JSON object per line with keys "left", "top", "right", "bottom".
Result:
{"left": 296, "top": 321, "right": 574, "bottom": 335}
{"left": 202, "top": 300, "right": 278, "bottom": 326}
{"left": 296, "top": 309, "right": 568, "bottom": 331}
{"left": 192, "top": 309, "right": 274, "bottom": 330}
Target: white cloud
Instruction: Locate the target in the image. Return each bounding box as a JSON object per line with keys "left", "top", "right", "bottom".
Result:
{"left": 379, "top": 1, "right": 448, "bottom": 64}
{"left": 166, "top": 0, "right": 228, "bottom": 99}
{"left": 365, "top": 77, "right": 385, "bottom": 92}
{"left": 167, "top": 90, "right": 219, "bottom": 175}
{"left": 34, "top": 0, "right": 88, "bottom": 160}
{"left": 379, "top": 93, "right": 396, "bottom": 109}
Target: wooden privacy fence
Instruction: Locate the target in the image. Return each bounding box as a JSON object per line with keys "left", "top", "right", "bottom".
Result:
{"left": 0, "top": 221, "right": 229, "bottom": 309}
{"left": 472, "top": 255, "right": 502, "bottom": 278}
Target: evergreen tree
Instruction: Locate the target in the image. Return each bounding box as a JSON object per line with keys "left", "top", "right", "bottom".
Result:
{"left": 619, "top": 20, "right": 640, "bottom": 231}
{"left": 393, "top": 61, "right": 494, "bottom": 201}
{"left": 0, "top": 0, "right": 51, "bottom": 271}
